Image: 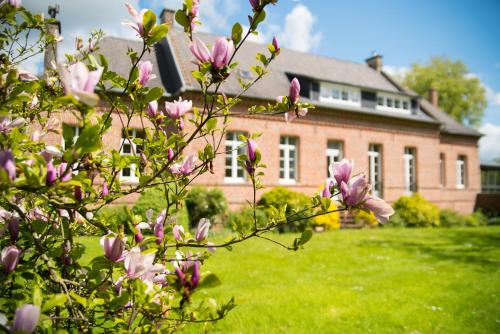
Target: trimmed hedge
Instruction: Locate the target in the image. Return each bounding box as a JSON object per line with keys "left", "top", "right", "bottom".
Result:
{"left": 391, "top": 193, "right": 440, "bottom": 227}
{"left": 185, "top": 187, "right": 228, "bottom": 228}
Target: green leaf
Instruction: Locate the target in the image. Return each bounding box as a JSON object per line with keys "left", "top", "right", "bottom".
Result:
{"left": 33, "top": 287, "right": 42, "bottom": 307}
{"left": 175, "top": 10, "right": 189, "bottom": 29}
{"left": 142, "top": 10, "right": 156, "bottom": 36}
{"left": 253, "top": 9, "right": 266, "bottom": 28}
{"left": 70, "top": 291, "right": 87, "bottom": 307}
{"left": 144, "top": 87, "right": 164, "bottom": 103}
{"left": 42, "top": 294, "right": 68, "bottom": 312}
{"left": 149, "top": 24, "right": 169, "bottom": 45}
{"left": 199, "top": 273, "right": 222, "bottom": 289}
{"left": 231, "top": 22, "right": 243, "bottom": 45}
{"left": 75, "top": 125, "right": 102, "bottom": 155}
{"left": 299, "top": 229, "right": 313, "bottom": 246}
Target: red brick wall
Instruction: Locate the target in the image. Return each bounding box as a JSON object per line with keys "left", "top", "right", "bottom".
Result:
{"left": 44, "top": 98, "right": 480, "bottom": 214}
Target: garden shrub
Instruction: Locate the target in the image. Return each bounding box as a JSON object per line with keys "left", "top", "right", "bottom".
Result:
{"left": 314, "top": 202, "right": 340, "bottom": 230}
{"left": 132, "top": 186, "right": 167, "bottom": 218}
{"left": 96, "top": 205, "right": 129, "bottom": 227}
{"left": 439, "top": 209, "right": 467, "bottom": 227}
{"left": 354, "top": 209, "right": 379, "bottom": 227}
{"left": 226, "top": 207, "right": 267, "bottom": 235}
{"left": 392, "top": 193, "right": 440, "bottom": 227}
{"left": 185, "top": 187, "right": 228, "bottom": 228}
{"left": 258, "top": 187, "right": 314, "bottom": 232}
{"left": 465, "top": 210, "right": 488, "bottom": 226}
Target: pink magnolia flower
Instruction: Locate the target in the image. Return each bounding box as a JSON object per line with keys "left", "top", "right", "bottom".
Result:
{"left": 17, "top": 69, "right": 37, "bottom": 81}
{"left": 165, "top": 97, "right": 192, "bottom": 119}
{"left": 102, "top": 181, "right": 109, "bottom": 197}
{"left": 9, "top": 0, "right": 22, "bottom": 9}
{"left": 321, "top": 180, "right": 334, "bottom": 198}
{"left": 0, "top": 117, "right": 25, "bottom": 134}
{"left": 58, "top": 162, "right": 72, "bottom": 182}
{"left": 247, "top": 139, "right": 257, "bottom": 162}
{"left": 124, "top": 247, "right": 164, "bottom": 279}
{"left": 122, "top": 2, "right": 147, "bottom": 37}
{"left": 331, "top": 159, "right": 353, "bottom": 186}
{"left": 1, "top": 245, "right": 21, "bottom": 273}
{"left": 289, "top": 77, "right": 300, "bottom": 104}
{"left": 100, "top": 234, "right": 126, "bottom": 262}
{"left": 59, "top": 62, "right": 103, "bottom": 106}
{"left": 207, "top": 242, "right": 217, "bottom": 253}
{"left": 340, "top": 175, "right": 371, "bottom": 207}
{"left": 211, "top": 37, "right": 234, "bottom": 69}
{"left": 362, "top": 197, "right": 395, "bottom": 224}
{"left": 284, "top": 108, "right": 307, "bottom": 123}
{"left": 46, "top": 161, "right": 57, "bottom": 186}
{"left": 0, "top": 149, "right": 16, "bottom": 181}
{"left": 170, "top": 155, "right": 197, "bottom": 176}
{"left": 154, "top": 221, "right": 164, "bottom": 245}
{"left": 167, "top": 148, "right": 175, "bottom": 161}
{"left": 195, "top": 218, "right": 211, "bottom": 241}
{"left": 172, "top": 224, "right": 184, "bottom": 241}
{"left": 12, "top": 304, "right": 40, "bottom": 334}
{"left": 189, "top": 38, "right": 211, "bottom": 65}
{"left": 7, "top": 216, "right": 19, "bottom": 241}
{"left": 74, "top": 185, "right": 83, "bottom": 201}
{"left": 138, "top": 60, "right": 156, "bottom": 86}
{"left": 147, "top": 100, "right": 158, "bottom": 118}
{"left": 272, "top": 36, "right": 280, "bottom": 54}
{"left": 249, "top": 0, "right": 259, "bottom": 10}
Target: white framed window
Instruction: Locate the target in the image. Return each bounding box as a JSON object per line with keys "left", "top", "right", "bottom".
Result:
{"left": 279, "top": 136, "right": 297, "bottom": 184}
{"left": 439, "top": 153, "right": 446, "bottom": 187}
{"left": 120, "top": 128, "right": 145, "bottom": 183}
{"left": 456, "top": 155, "right": 467, "bottom": 189}
{"left": 326, "top": 140, "right": 344, "bottom": 180}
{"left": 404, "top": 147, "right": 417, "bottom": 193}
{"left": 319, "top": 82, "right": 362, "bottom": 107}
{"left": 225, "top": 131, "right": 246, "bottom": 183}
{"left": 368, "top": 144, "right": 383, "bottom": 198}
{"left": 376, "top": 93, "right": 412, "bottom": 114}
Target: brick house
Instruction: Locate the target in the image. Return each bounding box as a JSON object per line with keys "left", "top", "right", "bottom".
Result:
{"left": 46, "top": 9, "right": 482, "bottom": 213}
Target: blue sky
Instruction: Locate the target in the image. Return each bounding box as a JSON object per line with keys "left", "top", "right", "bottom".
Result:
{"left": 23, "top": 0, "right": 500, "bottom": 160}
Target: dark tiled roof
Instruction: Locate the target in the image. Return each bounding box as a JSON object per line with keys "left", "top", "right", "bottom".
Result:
{"left": 98, "top": 31, "right": 480, "bottom": 138}
{"left": 419, "top": 99, "right": 482, "bottom": 137}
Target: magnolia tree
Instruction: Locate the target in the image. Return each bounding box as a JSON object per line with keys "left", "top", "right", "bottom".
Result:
{"left": 0, "top": 0, "right": 394, "bottom": 332}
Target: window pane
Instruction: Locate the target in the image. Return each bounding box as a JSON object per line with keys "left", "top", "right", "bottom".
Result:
{"left": 332, "top": 89, "right": 340, "bottom": 99}
{"left": 341, "top": 91, "right": 348, "bottom": 100}
{"left": 395, "top": 100, "right": 401, "bottom": 108}
{"left": 387, "top": 99, "right": 393, "bottom": 107}
{"left": 377, "top": 96, "right": 384, "bottom": 106}
{"left": 122, "top": 168, "right": 131, "bottom": 177}
{"left": 402, "top": 101, "right": 409, "bottom": 110}
{"left": 123, "top": 143, "right": 132, "bottom": 154}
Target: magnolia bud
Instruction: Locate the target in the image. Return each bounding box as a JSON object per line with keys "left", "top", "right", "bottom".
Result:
{"left": 46, "top": 161, "right": 57, "bottom": 186}
{"left": 1, "top": 245, "right": 21, "bottom": 273}
{"left": 12, "top": 304, "right": 41, "bottom": 334}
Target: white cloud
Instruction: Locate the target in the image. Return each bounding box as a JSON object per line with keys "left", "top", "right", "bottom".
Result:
{"left": 198, "top": 0, "right": 240, "bottom": 33}
{"left": 383, "top": 65, "right": 409, "bottom": 79}
{"left": 277, "top": 4, "right": 322, "bottom": 52}
{"left": 479, "top": 123, "right": 500, "bottom": 162}
{"left": 484, "top": 85, "right": 500, "bottom": 107}
{"left": 22, "top": 0, "right": 141, "bottom": 74}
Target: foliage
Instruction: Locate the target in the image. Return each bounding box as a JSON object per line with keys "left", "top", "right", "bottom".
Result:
{"left": 225, "top": 207, "right": 267, "bottom": 235}
{"left": 258, "top": 187, "right": 314, "bottom": 232}
{"left": 0, "top": 0, "right": 393, "bottom": 332}
{"left": 439, "top": 209, "right": 467, "bottom": 227}
{"left": 313, "top": 202, "right": 340, "bottom": 230}
{"left": 391, "top": 193, "right": 440, "bottom": 227}
{"left": 185, "top": 187, "right": 228, "bottom": 228}
{"left": 404, "top": 56, "right": 487, "bottom": 126}
{"left": 354, "top": 209, "right": 379, "bottom": 227}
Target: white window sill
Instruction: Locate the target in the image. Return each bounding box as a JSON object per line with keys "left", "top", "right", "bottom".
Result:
{"left": 279, "top": 179, "right": 297, "bottom": 185}
{"left": 456, "top": 185, "right": 465, "bottom": 190}
{"left": 224, "top": 177, "right": 246, "bottom": 184}
{"left": 120, "top": 178, "right": 139, "bottom": 185}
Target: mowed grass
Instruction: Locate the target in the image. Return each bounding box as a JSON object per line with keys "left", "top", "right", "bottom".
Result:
{"left": 78, "top": 226, "right": 500, "bottom": 333}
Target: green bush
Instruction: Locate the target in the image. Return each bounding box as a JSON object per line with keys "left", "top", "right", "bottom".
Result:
{"left": 96, "top": 205, "right": 129, "bottom": 227}
{"left": 466, "top": 210, "right": 488, "bottom": 227}
{"left": 226, "top": 207, "right": 267, "bottom": 235}
{"left": 439, "top": 209, "right": 467, "bottom": 227}
{"left": 185, "top": 187, "right": 228, "bottom": 228}
{"left": 314, "top": 202, "right": 340, "bottom": 230}
{"left": 132, "top": 186, "right": 167, "bottom": 218}
{"left": 392, "top": 193, "right": 440, "bottom": 227}
{"left": 258, "top": 187, "right": 313, "bottom": 232}
{"left": 354, "top": 209, "right": 379, "bottom": 228}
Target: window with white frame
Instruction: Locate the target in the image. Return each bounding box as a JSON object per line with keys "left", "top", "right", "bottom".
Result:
{"left": 439, "top": 153, "right": 446, "bottom": 187}
{"left": 319, "top": 82, "right": 361, "bottom": 107}
{"left": 376, "top": 93, "right": 411, "bottom": 114}
{"left": 404, "top": 147, "right": 417, "bottom": 193}
{"left": 225, "top": 131, "right": 246, "bottom": 183}
{"left": 368, "top": 144, "right": 383, "bottom": 197}
{"left": 326, "top": 140, "right": 344, "bottom": 179}
{"left": 456, "top": 155, "right": 467, "bottom": 189}
{"left": 120, "top": 128, "right": 145, "bottom": 182}
{"left": 280, "top": 136, "right": 297, "bottom": 183}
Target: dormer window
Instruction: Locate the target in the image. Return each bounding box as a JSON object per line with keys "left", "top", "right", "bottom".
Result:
{"left": 319, "top": 82, "right": 361, "bottom": 107}
{"left": 376, "top": 93, "right": 411, "bottom": 114}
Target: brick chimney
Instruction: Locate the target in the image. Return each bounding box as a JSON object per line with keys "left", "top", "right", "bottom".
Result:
{"left": 43, "top": 5, "right": 61, "bottom": 75}
{"left": 366, "top": 53, "right": 383, "bottom": 72}
{"left": 428, "top": 88, "right": 439, "bottom": 107}
{"left": 160, "top": 8, "right": 175, "bottom": 25}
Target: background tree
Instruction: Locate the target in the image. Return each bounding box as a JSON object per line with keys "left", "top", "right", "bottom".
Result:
{"left": 404, "top": 56, "right": 487, "bottom": 127}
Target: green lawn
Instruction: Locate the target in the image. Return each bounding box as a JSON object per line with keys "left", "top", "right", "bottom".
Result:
{"left": 78, "top": 226, "right": 500, "bottom": 333}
